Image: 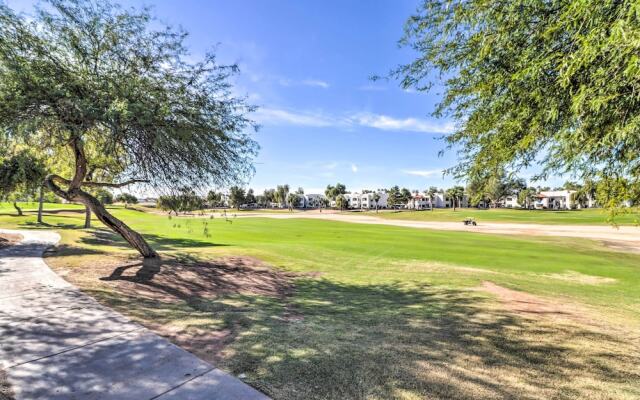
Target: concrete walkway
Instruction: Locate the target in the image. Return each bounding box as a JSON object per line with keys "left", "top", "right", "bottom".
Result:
{"left": 0, "top": 229, "right": 268, "bottom": 400}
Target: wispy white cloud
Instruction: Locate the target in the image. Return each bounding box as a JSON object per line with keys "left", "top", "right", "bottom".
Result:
{"left": 301, "top": 79, "right": 329, "bottom": 89}
{"left": 351, "top": 164, "right": 358, "bottom": 173}
{"left": 353, "top": 113, "right": 454, "bottom": 134}
{"left": 323, "top": 162, "right": 339, "bottom": 170}
{"left": 254, "top": 108, "right": 338, "bottom": 128}
{"left": 255, "top": 107, "right": 453, "bottom": 134}
{"left": 401, "top": 169, "right": 444, "bottom": 178}
{"left": 276, "top": 78, "right": 329, "bottom": 89}
{"left": 358, "top": 84, "right": 387, "bottom": 92}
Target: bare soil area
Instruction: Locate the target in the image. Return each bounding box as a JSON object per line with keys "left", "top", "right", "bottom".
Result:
{"left": 0, "top": 233, "right": 21, "bottom": 248}
{"left": 50, "top": 254, "right": 301, "bottom": 363}
{"left": 479, "top": 281, "right": 627, "bottom": 334}
{"left": 0, "top": 369, "right": 14, "bottom": 400}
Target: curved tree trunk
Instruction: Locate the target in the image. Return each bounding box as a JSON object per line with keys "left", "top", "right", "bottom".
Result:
{"left": 13, "top": 201, "right": 22, "bottom": 216}
{"left": 46, "top": 176, "right": 157, "bottom": 257}
{"left": 37, "top": 185, "right": 44, "bottom": 224}
{"left": 84, "top": 205, "right": 91, "bottom": 229}
{"left": 44, "top": 136, "right": 157, "bottom": 258}
{"left": 77, "top": 189, "right": 157, "bottom": 257}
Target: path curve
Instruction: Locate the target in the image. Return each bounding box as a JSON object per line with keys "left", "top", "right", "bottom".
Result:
{"left": 0, "top": 229, "right": 268, "bottom": 400}
{"left": 230, "top": 212, "right": 640, "bottom": 252}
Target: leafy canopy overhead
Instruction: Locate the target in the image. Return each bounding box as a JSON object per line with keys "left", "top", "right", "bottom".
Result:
{"left": 0, "top": 0, "right": 258, "bottom": 190}
{"left": 396, "top": 0, "right": 640, "bottom": 204}
{"left": 0, "top": 150, "right": 47, "bottom": 199}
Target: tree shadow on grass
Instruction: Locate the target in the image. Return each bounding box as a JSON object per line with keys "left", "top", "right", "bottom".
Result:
{"left": 43, "top": 244, "right": 107, "bottom": 258}
{"left": 84, "top": 260, "right": 640, "bottom": 400}
{"left": 76, "top": 228, "right": 227, "bottom": 252}
{"left": 20, "top": 217, "right": 83, "bottom": 230}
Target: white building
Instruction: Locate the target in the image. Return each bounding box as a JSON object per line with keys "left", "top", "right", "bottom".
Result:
{"left": 343, "top": 192, "right": 388, "bottom": 210}
{"left": 534, "top": 190, "right": 576, "bottom": 210}
{"left": 502, "top": 195, "right": 520, "bottom": 208}
{"left": 407, "top": 192, "right": 467, "bottom": 209}
{"left": 301, "top": 194, "right": 326, "bottom": 208}
{"left": 407, "top": 194, "right": 430, "bottom": 210}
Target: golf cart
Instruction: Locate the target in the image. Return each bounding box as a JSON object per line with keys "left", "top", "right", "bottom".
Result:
{"left": 463, "top": 217, "right": 477, "bottom": 226}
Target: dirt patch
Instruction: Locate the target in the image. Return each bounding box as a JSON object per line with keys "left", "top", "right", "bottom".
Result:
{"left": 541, "top": 271, "right": 617, "bottom": 285}
{"left": 50, "top": 253, "right": 301, "bottom": 363}
{"left": 392, "top": 260, "right": 500, "bottom": 275}
{"left": 0, "top": 233, "right": 21, "bottom": 248}
{"left": 480, "top": 281, "right": 596, "bottom": 324}
{"left": 0, "top": 369, "right": 14, "bottom": 400}
{"left": 600, "top": 240, "right": 640, "bottom": 254}
{"left": 96, "top": 255, "right": 297, "bottom": 302}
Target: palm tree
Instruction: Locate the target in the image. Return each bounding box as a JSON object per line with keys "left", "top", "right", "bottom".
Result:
{"left": 335, "top": 194, "right": 347, "bottom": 211}
{"left": 275, "top": 184, "right": 289, "bottom": 208}
{"left": 581, "top": 179, "right": 597, "bottom": 208}
{"left": 445, "top": 188, "right": 455, "bottom": 211}
{"left": 286, "top": 192, "right": 300, "bottom": 211}
{"left": 372, "top": 192, "right": 381, "bottom": 213}
{"left": 453, "top": 186, "right": 465, "bottom": 210}
{"left": 446, "top": 186, "right": 465, "bottom": 211}
{"left": 425, "top": 186, "right": 438, "bottom": 211}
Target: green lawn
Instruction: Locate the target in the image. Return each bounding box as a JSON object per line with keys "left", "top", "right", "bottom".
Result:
{"left": 0, "top": 202, "right": 85, "bottom": 213}
{"left": 363, "top": 207, "right": 640, "bottom": 225}
{"left": 1, "top": 208, "right": 639, "bottom": 399}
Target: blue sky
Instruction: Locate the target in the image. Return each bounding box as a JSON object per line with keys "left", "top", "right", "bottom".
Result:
{"left": 8, "top": 0, "right": 563, "bottom": 194}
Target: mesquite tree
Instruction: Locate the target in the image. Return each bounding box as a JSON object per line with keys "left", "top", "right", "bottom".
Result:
{"left": 395, "top": 1, "right": 640, "bottom": 208}
{"left": 0, "top": 150, "right": 47, "bottom": 216}
{"left": 0, "top": 1, "right": 257, "bottom": 257}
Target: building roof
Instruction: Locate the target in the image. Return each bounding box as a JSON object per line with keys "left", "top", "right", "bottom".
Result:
{"left": 539, "top": 190, "right": 576, "bottom": 197}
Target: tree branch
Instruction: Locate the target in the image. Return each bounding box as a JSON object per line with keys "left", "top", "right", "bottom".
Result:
{"left": 44, "top": 174, "right": 72, "bottom": 201}
{"left": 70, "top": 136, "right": 88, "bottom": 189}
{"left": 49, "top": 175, "right": 149, "bottom": 189}
{"left": 81, "top": 179, "right": 149, "bottom": 188}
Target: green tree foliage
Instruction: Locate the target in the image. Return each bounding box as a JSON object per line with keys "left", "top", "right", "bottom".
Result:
{"left": 229, "top": 186, "right": 246, "bottom": 210}
{"left": 372, "top": 192, "right": 381, "bottom": 212}
{"left": 245, "top": 188, "right": 256, "bottom": 205}
{"left": 157, "top": 189, "right": 205, "bottom": 214}
{"left": 445, "top": 186, "right": 465, "bottom": 211}
{"left": 94, "top": 189, "right": 113, "bottom": 205}
{"left": 275, "top": 185, "right": 290, "bottom": 207}
{"left": 575, "top": 179, "right": 598, "bottom": 208}
{"left": 335, "top": 194, "right": 348, "bottom": 210}
{"left": 597, "top": 176, "right": 638, "bottom": 209}
{"left": 206, "top": 190, "right": 223, "bottom": 207}
{"left": 467, "top": 169, "right": 525, "bottom": 208}
{"left": 325, "top": 183, "right": 347, "bottom": 201}
{"left": 262, "top": 189, "right": 276, "bottom": 206}
{"left": 387, "top": 186, "right": 412, "bottom": 209}
{"left": 286, "top": 192, "right": 300, "bottom": 210}
{"left": 115, "top": 193, "right": 138, "bottom": 207}
{"left": 157, "top": 195, "right": 181, "bottom": 215}
{"left": 178, "top": 189, "right": 204, "bottom": 212}
{"left": 0, "top": 1, "right": 257, "bottom": 257}
{"left": 396, "top": 0, "right": 640, "bottom": 210}
{"left": 424, "top": 186, "right": 439, "bottom": 211}
{"left": 0, "top": 150, "right": 47, "bottom": 215}
{"left": 518, "top": 187, "right": 537, "bottom": 210}
{"left": 466, "top": 178, "right": 486, "bottom": 208}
